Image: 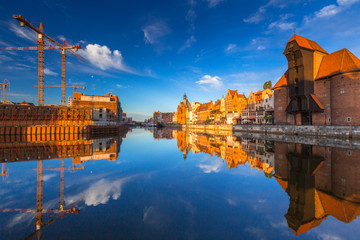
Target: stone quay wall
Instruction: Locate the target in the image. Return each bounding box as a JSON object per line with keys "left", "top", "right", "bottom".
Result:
{"left": 182, "top": 124, "right": 232, "bottom": 132}
{"left": 233, "top": 124, "right": 360, "bottom": 139}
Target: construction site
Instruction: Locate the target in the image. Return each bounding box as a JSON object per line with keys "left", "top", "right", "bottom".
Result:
{"left": 0, "top": 15, "right": 128, "bottom": 136}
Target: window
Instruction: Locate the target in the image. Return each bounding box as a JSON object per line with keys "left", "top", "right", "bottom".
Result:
{"left": 347, "top": 151, "right": 352, "bottom": 156}
{"left": 324, "top": 81, "right": 326, "bottom": 87}
{"left": 328, "top": 118, "right": 331, "bottom": 122}
{"left": 99, "top": 114, "right": 103, "bottom": 118}
{"left": 323, "top": 93, "right": 327, "bottom": 97}
{"left": 278, "top": 106, "right": 283, "bottom": 110}
{"left": 341, "top": 77, "right": 344, "bottom": 84}
{"left": 100, "top": 108, "right": 103, "bottom": 112}
{"left": 340, "top": 89, "right": 345, "bottom": 94}
{"left": 347, "top": 117, "right": 351, "bottom": 122}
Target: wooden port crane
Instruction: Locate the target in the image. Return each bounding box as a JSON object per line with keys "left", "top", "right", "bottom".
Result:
{"left": 12, "top": 15, "right": 85, "bottom": 106}
{"left": 0, "top": 79, "right": 10, "bottom": 102}
{"left": 33, "top": 83, "right": 86, "bottom": 104}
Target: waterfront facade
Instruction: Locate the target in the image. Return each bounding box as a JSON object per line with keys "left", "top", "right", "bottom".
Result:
{"left": 71, "top": 92, "right": 123, "bottom": 123}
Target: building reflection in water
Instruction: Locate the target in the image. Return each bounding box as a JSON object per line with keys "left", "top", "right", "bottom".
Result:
{"left": 0, "top": 130, "right": 128, "bottom": 239}
{"left": 153, "top": 128, "right": 360, "bottom": 236}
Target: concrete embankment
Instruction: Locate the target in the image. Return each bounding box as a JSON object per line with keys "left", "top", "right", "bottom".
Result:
{"left": 233, "top": 125, "right": 360, "bottom": 139}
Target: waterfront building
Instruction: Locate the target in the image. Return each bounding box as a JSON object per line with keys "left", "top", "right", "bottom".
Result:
{"left": 263, "top": 92, "right": 274, "bottom": 124}
{"left": 153, "top": 111, "right": 174, "bottom": 124}
{"left": 196, "top": 101, "right": 213, "bottom": 124}
{"left": 255, "top": 89, "right": 273, "bottom": 124}
{"left": 190, "top": 102, "right": 201, "bottom": 124}
{"left": 176, "top": 94, "right": 191, "bottom": 124}
{"left": 220, "top": 96, "right": 226, "bottom": 123}
{"left": 241, "top": 92, "right": 256, "bottom": 124}
{"left": 212, "top": 99, "right": 221, "bottom": 123}
{"left": 225, "top": 89, "right": 247, "bottom": 124}
{"left": 273, "top": 34, "right": 360, "bottom": 125}
{"left": 71, "top": 92, "right": 123, "bottom": 123}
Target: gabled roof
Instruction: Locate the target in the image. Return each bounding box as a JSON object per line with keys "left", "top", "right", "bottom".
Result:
{"left": 317, "top": 190, "right": 360, "bottom": 224}
{"left": 197, "top": 102, "right": 213, "bottom": 112}
{"left": 273, "top": 70, "right": 289, "bottom": 90}
{"left": 227, "top": 89, "right": 238, "bottom": 97}
{"left": 287, "top": 35, "right": 328, "bottom": 54}
{"left": 316, "top": 48, "right": 360, "bottom": 80}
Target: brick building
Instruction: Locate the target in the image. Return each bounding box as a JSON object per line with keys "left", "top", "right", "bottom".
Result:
{"left": 176, "top": 94, "right": 191, "bottom": 124}
{"left": 273, "top": 34, "right": 360, "bottom": 125}
{"left": 153, "top": 111, "right": 174, "bottom": 124}
{"left": 71, "top": 92, "right": 123, "bottom": 123}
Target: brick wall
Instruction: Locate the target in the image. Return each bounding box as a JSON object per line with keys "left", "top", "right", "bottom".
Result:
{"left": 274, "top": 87, "right": 290, "bottom": 124}
{"left": 314, "top": 72, "right": 360, "bottom": 126}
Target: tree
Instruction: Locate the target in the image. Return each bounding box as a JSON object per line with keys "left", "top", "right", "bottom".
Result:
{"left": 263, "top": 80, "right": 272, "bottom": 90}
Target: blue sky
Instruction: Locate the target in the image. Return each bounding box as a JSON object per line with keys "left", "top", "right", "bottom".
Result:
{"left": 1, "top": 0, "right": 360, "bottom": 120}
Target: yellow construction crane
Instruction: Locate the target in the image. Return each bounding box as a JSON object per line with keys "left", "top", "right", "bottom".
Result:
{"left": 0, "top": 79, "right": 10, "bottom": 103}
{"left": 12, "top": 15, "right": 85, "bottom": 106}
{"left": 33, "top": 83, "right": 86, "bottom": 104}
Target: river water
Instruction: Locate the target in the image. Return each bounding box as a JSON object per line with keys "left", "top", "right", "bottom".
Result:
{"left": 0, "top": 128, "right": 359, "bottom": 239}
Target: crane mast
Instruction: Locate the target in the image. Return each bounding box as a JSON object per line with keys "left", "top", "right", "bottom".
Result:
{"left": 12, "top": 15, "right": 85, "bottom": 106}
{"left": 0, "top": 79, "right": 10, "bottom": 102}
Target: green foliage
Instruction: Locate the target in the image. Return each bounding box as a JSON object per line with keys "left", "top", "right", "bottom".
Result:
{"left": 264, "top": 171, "right": 273, "bottom": 179}
{"left": 263, "top": 80, "right": 272, "bottom": 90}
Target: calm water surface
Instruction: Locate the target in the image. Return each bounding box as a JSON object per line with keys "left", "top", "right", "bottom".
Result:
{"left": 0, "top": 128, "right": 359, "bottom": 239}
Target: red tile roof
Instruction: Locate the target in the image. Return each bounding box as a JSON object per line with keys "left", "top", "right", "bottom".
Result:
{"left": 288, "top": 35, "right": 328, "bottom": 54}
{"left": 316, "top": 48, "right": 360, "bottom": 80}
{"left": 273, "top": 70, "right": 289, "bottom": 90}
{"left": 228, "top": 89, "right": 238, "bottom": 96}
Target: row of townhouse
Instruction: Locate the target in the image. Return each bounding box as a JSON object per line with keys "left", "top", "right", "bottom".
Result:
{"left": 174, "top": 89, "right": 274, "bottom": 125}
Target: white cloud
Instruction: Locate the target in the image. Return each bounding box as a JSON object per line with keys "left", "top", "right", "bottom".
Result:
{"left": 9, "top": 22, "right": 37, "bottom": 42}
{"left": 197, "top": 158, "right": 223, "bottom": 173}
{"left": 225, "top": 43, "right": 237, "bottom": 53}
{"left": 67, "top": 176, "right": 134, "bottom": 207}
{"left": 315, "top": 4, "right": 340, "bottom": 18}
{"left": 244, "top": 0, "right": 305, "bottom": 24}
{"left": 57, "top": 35, "right": 67, "bottom": 42}
{"left": 267, "top": 14, "right": 295, "bottom": 33}
{"left": 43, "top": 173, "right": 56, "bottom": 182}
{"left": 78, "top": 44, "right": 132, "bottom": 73}
{"left": 143, "top": 205, "right": 170, "bottom": 227}
{"left": 316, "top": 233, "right": 344, "bottom": 240}
{"left": 179, "top": 35, "right": 196, "bottom": 53}
{"left": 116, "top": 84, "right": 127, "bottom": 88}
{"left": 44, "top": 68, "right": 59, "bottom": 76}
{"left": 186, "top": 1, "right": 197, "bottom": 33}
{"left": 306, "top": 0, "right": 360, "bottom": 22}
{"left": 205, "top": 0, "right": 225, "bottom": 8}
{"left": 244, "top": 6, "right": 267, "bottom": 23}
{"left": 142, "top": 21, "right": 171, "bottom": 45}
{"left": 196, "top": 75, "right": 223, "bottom": 89}
{"left": 257, "top": 45, "right": 266, "bottom": 50}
